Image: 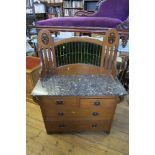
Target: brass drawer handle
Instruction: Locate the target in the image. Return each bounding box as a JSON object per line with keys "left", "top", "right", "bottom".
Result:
{"left": 92, "top": 124, "right": 97, "bottom": 128}
{"left": 92, "top": 112, "right": 99, "bottom": 116}
{"left": 58, "top": 124, "right": 65, "bottom": 128}
{"left": 94, "top": 101, "right": 101, "bottom": 106}
{"left": 58, "top": 112, "right": 64, "bottom": 116}
{"left": 56, "top": 100, "right": 64, "bottom": 105}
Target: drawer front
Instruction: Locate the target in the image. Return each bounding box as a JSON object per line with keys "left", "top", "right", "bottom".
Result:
{"left": 79, "top": 109, "right": 115, "bottom": 120}
{"left": 39, "top": 97, "right": 79, "bottom": 109}
{"left": 44, "top": 109, "right": 79, "bottom": 121}
{"left": 44, "top": 108, "right": 115, "bottom": 121}
{"left": 80, "top": 98, "right": 116, "bottom": 108}
{"left": 45, "top": 120, "right": 110, "bottom": 132}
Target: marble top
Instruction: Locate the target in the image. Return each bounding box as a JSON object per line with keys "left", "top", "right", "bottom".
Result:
{"left": 32, "top": 75, "right": 127, "bottom": 96}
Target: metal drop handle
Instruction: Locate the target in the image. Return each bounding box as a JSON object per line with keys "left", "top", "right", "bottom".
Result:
{"left": 92, "top": 112, "right": 99, "bottom": 116}
{"left": 92, "top": 124, "right": 97, "bottom": 128}
{"left": 56, "top": 100, "right": 64, "bottom": 105}
{"left": 59, "top": 124, "right": 65, "bottom": 128}
{"left": 94, "top": 101, "right": 101, "bottom": 106}
{"left": 58, "top": 112, "right": 64, "bottom": 116}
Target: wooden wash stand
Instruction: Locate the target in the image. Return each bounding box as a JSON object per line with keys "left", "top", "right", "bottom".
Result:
{"left": 32, "top": 29, "right": 127, "bottom": 134}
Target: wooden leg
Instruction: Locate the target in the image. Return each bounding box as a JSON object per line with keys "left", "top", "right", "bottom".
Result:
{"left": 105, "top": 130, "right": 110, "bottom": 134}
{"left": 46, "top": 131, "right": 51, "bottom": 135}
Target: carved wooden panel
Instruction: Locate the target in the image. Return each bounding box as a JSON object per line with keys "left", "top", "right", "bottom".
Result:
{"left": 101, "top": 29, "right": 119, "bottom": 76}
{"left": 37, "top": 29, "right": 119, "bottom": 78}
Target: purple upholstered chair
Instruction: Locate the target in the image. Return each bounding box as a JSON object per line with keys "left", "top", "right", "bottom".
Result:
{"left": 36, "top": 0, "right": 129, "bottom": 29}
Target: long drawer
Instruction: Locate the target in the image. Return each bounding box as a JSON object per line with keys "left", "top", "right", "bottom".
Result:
{"left": 45, "top": 120, "right": 110, "bottom": 132}
{"left": 39, "top": 96, "right": 79, "bottom": 109}
{"left": 43, "top": 108, "right": 115, "bottom": 121}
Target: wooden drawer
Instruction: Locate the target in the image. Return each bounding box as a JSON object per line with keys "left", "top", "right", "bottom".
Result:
{"left": 44, "top": 108, "right": 79, "bottom": 121}
{"left": 79, "top": 109, "right": 115, "bottom": 120}
{"left": 80, "top": 98, "right": 116, "bottom": 108}
{"left": 44, "top": 108, "right": 115, "bottom": 121}
{"left": 45, "top": 120, "right": 110, "bottom": 133}
{"left": 39, "top": 96, "right": 79, "bottom": 109}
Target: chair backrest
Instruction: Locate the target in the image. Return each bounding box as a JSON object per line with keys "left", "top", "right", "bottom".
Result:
{"left": 94, "top": 0, "right": 129, "bottom": 21}
{"left": 38, "top": 29, "right": 119, "bottom": 78}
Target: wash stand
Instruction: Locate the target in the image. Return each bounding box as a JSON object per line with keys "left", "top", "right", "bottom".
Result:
{"left": 32, "top": 29, "right": 127, "bottom": 134}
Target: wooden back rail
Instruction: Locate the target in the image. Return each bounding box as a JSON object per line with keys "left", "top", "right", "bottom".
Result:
{"left": 36, "top": 26, "right": 128, "bottom": 35}
{"left": 38, "top": 29, "right": 119, "bottom": 79}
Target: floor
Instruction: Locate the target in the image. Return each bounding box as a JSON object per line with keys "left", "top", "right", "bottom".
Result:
{"left": 26, "top": 97, "right": 129, "bottom": 155}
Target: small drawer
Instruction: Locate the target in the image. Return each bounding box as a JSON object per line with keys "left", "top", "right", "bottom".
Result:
{"left": 44, "top": 109, "right": 79, "bottom": 121}
{"left": 79, "top": 109, "right": 115, "bottom": 120}
{"left": 39, "top": 96, "right": 79, "bottom": 109}
{"left": 80, "top": 98, "right": 116, "bottom": 108}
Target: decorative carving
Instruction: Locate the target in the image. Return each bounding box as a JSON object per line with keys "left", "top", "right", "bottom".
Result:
{"left": 38, "top": 29, "right": 119, "bottom": 78}
{"left": 108, "top": 32, "right": 115, "bottom": 44}
{"left": 41, "top": 33, "right": 49, "bottom": 45}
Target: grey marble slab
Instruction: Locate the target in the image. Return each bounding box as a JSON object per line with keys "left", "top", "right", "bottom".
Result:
{"left": 32, "top": 75, "right": 127, "bottom": 97}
